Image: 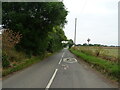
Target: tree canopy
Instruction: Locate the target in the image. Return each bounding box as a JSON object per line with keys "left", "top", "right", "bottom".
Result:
{"left": 2, "top": 2, "right": 68, "bottom": 56}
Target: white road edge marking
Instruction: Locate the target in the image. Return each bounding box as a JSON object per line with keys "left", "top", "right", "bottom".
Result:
{"left": 46, "top": 69, "right": 58, "bottom": 89}
{"left": 58, "top": 59, "right": 62, "bottom": 64}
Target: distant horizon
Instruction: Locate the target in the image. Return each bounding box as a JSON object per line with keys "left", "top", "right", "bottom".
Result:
{"left": 75, "top": 43, "right": 119, "bottom": 46}
{"left": 0, "top": 25, "right": 119, "bottom": 46}
{"left": 63, "top": 0, "right": 118, "bottom": 46}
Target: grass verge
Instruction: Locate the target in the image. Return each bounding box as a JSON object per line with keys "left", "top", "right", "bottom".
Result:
{"left": 2, "top": 53, "right": 52, "bottom": 77}
{"left": 69, "top": 48, "right": 119, "bottom": 81}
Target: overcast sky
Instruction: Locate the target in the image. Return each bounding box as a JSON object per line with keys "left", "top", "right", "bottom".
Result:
{"left": 63, "top": 0, "right": 119, "bottom": 46}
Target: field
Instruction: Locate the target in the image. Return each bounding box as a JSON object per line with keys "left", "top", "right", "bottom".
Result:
{"left": 101, "top": 47, "right": 118, "bottom": 58}
{"left": 70, "top": 48, "right": 119, "bottom": 80}
{"left": 73, "top": 46, "right": 118, "bottom": 62}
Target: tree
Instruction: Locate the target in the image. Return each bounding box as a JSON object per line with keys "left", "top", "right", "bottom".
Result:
{"left": 47, "top": 26, "right": 67, "bottom": 53}
{"left": 89, "top": 44, "right": 94, "bottom": 46}
{"left": 83, "top": 43, "right": 87, "bottom": 46}
{"left": 67, "top": 39, "right": 74, "bottom": 48}
{"left": 87, "top": 38, "right": 90, "bottom": 45}
{"left": 2, "top": 2, "right": 68, "bottom": 56}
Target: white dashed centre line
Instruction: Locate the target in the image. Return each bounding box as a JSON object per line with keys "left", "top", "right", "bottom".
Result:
{"left": 46, "top": 52, "right": 65, "bottom": 89}
{"left": 58, "top": 59, "right": 62, "bottom": 64}
{"left": 45, "top": 69, "right": 58, "bottom": 89}
{"left": 58, "top": 52, "right": 65, "bottom": 64}
{"left": 62, "top": 52, "right": 65, "bottom": 58}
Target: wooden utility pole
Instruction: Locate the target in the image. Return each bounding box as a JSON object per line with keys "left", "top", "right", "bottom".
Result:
{"left": 74, "top": 18, "right": 77, "bottom": 45}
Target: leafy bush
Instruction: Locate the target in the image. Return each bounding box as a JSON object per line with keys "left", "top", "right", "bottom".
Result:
{"left": 2, "top": 29, "right": 22, "bottom": 68}
{"left": 2, "top": 54, "right": 10, "bottom": 68}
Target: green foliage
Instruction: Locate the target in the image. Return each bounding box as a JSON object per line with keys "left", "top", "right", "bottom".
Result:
{"left": 2, "top": 2, "right": 68, "bottom": 75}
{"left": 2, "top": 2, "right": 68, "bottom": 56}
{"left": 3, "top": 56, "right": 41, "bottom": 76}
{"left": 67, "top": 39, "right": 74, "bottom": 48}
{"left": 70, "top": 48, "right": 119, "bottom": 81}
{"left": 47, "top": 26, "right": 67, "bottom": 52}
{"left": 8, "top": 50, "right": 26, "bottom": 62}
{"left": 2, "top": 54, "right": 10, "bottom": 68}
{"left": 83, "top": 43, "right": 87, "bottom": 46}
{"left": 74, "top": 46, "right": 118, "bottom": 63}
{"left": 2, "top": 50, "right": 26, "bottom": 68}
{"left": 2, "top": 52, "right": 52, "bottom": 76}
{"left": 2, "top": 29, "right": 24, "bottom": 68}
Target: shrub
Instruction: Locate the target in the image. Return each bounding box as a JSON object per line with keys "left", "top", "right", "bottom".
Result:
{"left": 2, "top": 54, "right": 10, "bottom": 68}
{"left": 2, "top": 29, "right": 22, "bottom": 51}
{"left": 2, "top": 29, "right": 22, "bottom": 68}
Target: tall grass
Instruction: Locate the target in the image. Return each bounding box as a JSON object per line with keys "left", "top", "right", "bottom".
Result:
{"left": 70, "top": 48, "right": 119, "bottom": 81}
{"left": 74, "top": 46, "right": 118, "bottom": 63}
{"left": 2, "top": 52, "right": 52, "bottom": 76}
{"left": 2, "top": 29, "right": 23, "bottom": 68}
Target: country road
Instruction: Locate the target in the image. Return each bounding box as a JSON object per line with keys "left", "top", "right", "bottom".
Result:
{"left": 3, "top": 49, "right": 117, "bottom": 88}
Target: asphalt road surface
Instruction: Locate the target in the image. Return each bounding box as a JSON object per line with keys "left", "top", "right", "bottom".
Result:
{"left": 3, "top": 49, "right": 117, "bottom": 88}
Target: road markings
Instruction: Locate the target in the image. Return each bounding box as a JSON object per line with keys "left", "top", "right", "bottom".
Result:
{"left": 46, "top": 52, "right": 65, "bottom": 88}
{"left": 46, "top": 69, "right": 58, "bottom": 89}
{"left": 58, "top": 52, "right": 65, "bottom": 65}
{"left": 62, "top": 52, "right": 65, "bottom": 58}
{"left": 58, "top": 59, "right": 62, "bottom": 64}
{"left": 62, "top": 64, "right": 69, "bottom": 70}
{"left": 63, "top": 58, "right": 77, "bottom": 63}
